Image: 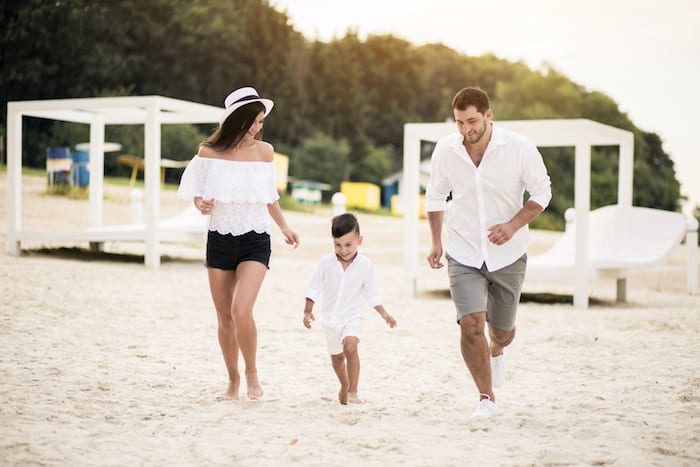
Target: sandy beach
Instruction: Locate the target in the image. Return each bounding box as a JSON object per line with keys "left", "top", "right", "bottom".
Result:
{"left": 1, "top": 173, "right": 699, "bottom": 466}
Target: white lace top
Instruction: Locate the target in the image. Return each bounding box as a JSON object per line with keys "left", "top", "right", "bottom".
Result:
{"left": 177, "top": 155, "right": 279, "bottom": 236}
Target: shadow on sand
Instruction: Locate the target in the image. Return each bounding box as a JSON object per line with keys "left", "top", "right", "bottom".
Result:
{"left": 421, "top": 288, "right": 614, "bottom": 306}
{"left": 23, "top": 247, "right": 202, "bottom": 265}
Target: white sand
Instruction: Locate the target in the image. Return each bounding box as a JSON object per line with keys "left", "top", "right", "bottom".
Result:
{"left": 1, "top": 173, "right": 699, "bottom": 466}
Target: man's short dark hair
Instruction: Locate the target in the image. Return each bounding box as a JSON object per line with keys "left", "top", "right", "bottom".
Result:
{"left": 331, "top": 213, "right": 360, "bottom": 238}
{"left": 452, "top": 87, "right": 491, "bottom": 114}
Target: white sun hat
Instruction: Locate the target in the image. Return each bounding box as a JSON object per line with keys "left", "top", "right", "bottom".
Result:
{"left": 219, "top": 87, "right": 274, "bottom": 126}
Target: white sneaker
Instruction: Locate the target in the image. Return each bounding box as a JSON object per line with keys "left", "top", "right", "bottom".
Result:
{"left": 470, "top": 398, "right": 497, "bottom": 420}
{"left": 490, "top": 354, "right": 506, "bottom": 388}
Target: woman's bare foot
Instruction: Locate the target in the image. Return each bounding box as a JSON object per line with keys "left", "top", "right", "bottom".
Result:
{"left": 246, "top": 369, "right": 264, "bottom": 401}
{"left": 348, "top": 392, "right": 362, "bottom": 404}
{"left": 217, "top": 378, "right": 240, "bottom": 401}
{"left": 338, "top": 383, "right": 349, "bottom": 405}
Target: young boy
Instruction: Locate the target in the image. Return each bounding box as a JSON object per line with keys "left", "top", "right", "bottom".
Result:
{"left": 303, "top": 213, "right": 396, "bottom": 405}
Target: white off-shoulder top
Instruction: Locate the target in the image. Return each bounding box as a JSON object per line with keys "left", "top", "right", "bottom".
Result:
{"left": 177, "top": 155, "right": 279, "bottom": 236}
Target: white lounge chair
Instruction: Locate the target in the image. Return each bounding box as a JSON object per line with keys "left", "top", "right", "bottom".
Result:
{"left": 86, "top": 205, "right": 208, "bottom": 243}
{"left": 526, "top": 204, "right": 699, "bottom": 304}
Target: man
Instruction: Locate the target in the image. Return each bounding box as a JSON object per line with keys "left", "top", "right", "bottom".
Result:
{"left": 425, "top": 87, "right": 551, "bottom": 420}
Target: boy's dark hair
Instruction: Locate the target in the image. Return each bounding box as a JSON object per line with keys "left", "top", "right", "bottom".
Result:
{"left": 331, "top": 213, "right": 360, "bottom": 238}
{"left": 452, "top": 87, "right": 490, "bottom": 114}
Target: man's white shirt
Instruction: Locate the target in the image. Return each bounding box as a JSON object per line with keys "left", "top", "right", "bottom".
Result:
{"left": 425, "top": 124, "right": 552, "bottom": 272}
{"left": 306, "top": 253, "right": 382, "bottom": 328}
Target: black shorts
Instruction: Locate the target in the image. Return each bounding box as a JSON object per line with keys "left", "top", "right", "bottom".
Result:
{"left": 205, "top": 230, "right": 271, "bottom": 270}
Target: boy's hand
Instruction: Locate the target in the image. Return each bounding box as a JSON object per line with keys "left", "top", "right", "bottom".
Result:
{"left": 303, "top": 311, "right": 315, "bottom": 329}
{"left": 382, "top": 312, "right": 397, "bottom": 328}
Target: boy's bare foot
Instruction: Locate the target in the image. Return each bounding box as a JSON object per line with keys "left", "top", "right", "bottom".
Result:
{"left": 348, "top": 392, "right": 362, "bottom": 404}
{"left": 217, "top": 379, "right": 240, "bottom": 401}
{"left": 246, "top": 370, "right": 264, "bottom": 401}
{"left": 339, "top": 384, "right": 349, "bottom": 405}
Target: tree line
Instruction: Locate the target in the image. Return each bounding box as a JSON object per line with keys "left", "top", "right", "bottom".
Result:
{"left": 0, "top": 0, "right": 682, "bottom": 229}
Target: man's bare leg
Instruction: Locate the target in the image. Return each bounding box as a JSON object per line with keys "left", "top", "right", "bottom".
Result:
{"left": 343, "top": 337, "right": 362, "bottom": 403}
{"left": 489, "top": 325, "right": 515, "bottom": 357}
{"left": 459, "top": 312, "right": 494, "bottom": 401}
{"left": 331, "top": 353, "right": 349, "bottom": 404}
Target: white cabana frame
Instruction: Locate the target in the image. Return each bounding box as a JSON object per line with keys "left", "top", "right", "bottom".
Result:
{"left": 6, "top": 96, "right": 222, "bottom": 268}
{"left": 402, "top": 118, "right": 635, "bottom": 309}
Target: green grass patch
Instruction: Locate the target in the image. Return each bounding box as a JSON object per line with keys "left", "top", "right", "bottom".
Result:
{"left": 43, "top": 184, "right": 89, "bottom": 199}
{"left": 279, "top": 194, "right": 317, "bottom": 213}
{"left": 350, "top": 206, "right": 393, "bottom": 217}
{"left": 0, "top": 164, "right": 180, "bottom": 191}
{"left": 530, "top": 211, "right": 565, "bottom": 231}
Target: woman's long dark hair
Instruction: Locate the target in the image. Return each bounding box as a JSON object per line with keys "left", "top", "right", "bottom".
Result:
{"left": 201, "top": 101, "right": 266, "bottom": 151}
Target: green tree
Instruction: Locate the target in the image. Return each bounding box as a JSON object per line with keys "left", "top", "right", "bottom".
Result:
{"left": 351, "top": 144, "right": 392, "bottom": 185}
{"left": 633, "top": 132, "right": 681, "bottom": 210}
{"left": 290, "top": 133, "right": 349, "bottom": 190}
{"left": 1, "top": 0, "right": 684, "bottom": 222}
{"left": 361, "top": 35, "right": 424, "bottom": 164}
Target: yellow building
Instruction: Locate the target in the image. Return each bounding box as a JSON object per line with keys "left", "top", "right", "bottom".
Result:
{"left": 340, "top": 182, "right": 381, "bottom": 211}
{"left": 273, "top": 152, "right": 289, "bottom": 193}
{"left": 390, "top": 194, "right": 427, "bottom": 219}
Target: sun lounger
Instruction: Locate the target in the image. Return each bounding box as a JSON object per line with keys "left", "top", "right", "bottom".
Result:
{"left": 527, "top": 204, "right": 699, "bottom": 304}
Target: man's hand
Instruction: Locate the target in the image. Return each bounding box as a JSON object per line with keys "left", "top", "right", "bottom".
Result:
{"left": 487, "top": 221, "right": 517, "bottom": 245}
{"left": 427, "top": 244, "right": 444, "bottom": 269}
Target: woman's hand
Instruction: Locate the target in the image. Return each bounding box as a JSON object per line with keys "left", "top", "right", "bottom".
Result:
{"left": 282, "top": 228, "right": 300, "bottom": 249}
{"left": 195, "top": 197, "right": 215, "bottom": 215}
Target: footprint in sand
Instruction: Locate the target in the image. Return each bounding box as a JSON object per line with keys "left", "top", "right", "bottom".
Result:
{"left": 572, "top": 429, "right": 599, "bottom": 440}
{"left": 341, "top": 416, "right": 360, "bottom": 426}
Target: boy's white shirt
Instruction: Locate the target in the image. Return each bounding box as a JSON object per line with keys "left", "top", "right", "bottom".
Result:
{"left": 306, "top": 253, "right": 382, "bottom": 328}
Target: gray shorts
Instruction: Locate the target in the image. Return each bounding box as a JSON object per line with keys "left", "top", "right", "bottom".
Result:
{"left": 446, "top": 254, "right": 527, "bottom": 331}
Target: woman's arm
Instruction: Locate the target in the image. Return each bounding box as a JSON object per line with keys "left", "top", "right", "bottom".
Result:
{"left": 267, "top": 201, "right": 300, "bottom": 248}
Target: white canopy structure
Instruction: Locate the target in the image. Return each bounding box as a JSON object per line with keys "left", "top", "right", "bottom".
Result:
{"left": 6, "top": 96, "right": 223, "bottom": 268}
{"left": 402, "top": 119, "right": 635, "bottom": 309}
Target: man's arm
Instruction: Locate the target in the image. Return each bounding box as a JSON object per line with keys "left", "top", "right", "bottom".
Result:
{"left": 424, "top": 140, "right": 451, "bottom": 268}
{"left": 427, "top": 210, "right": 446, "bottom": 268}
{"left": 487, "top": 200, "right": 543, "bottom": 246}
{"left": 488, "top": 139, "right": 551, "bottom": 246}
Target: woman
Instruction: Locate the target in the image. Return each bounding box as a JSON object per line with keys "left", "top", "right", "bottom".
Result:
{"left": 178, "top": 87, "right": 300, "bottom": 401}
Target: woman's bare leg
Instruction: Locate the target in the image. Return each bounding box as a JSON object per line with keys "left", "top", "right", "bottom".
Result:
{"left": 230, "top": 261, "right": 268, "bottom": 400}
{"left": 207, "top": 268, "right": 240, "bottom": 399}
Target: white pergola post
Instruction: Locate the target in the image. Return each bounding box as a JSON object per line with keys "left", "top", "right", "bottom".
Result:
{"left": 6, "top": 104, "right": 22, "bottom": 255}
{"left": 144, "top": 100, "right": 161, "bottom": 268}
{"left": 618, "top": 135, "right": 634, "bottom": 206}
{"left": 88, "top": 116, "right": 105, "bottom": 228}
{"left": 573, "top": 143, "right": 591, "bottom": 308}
{"left": 4, "top": 95, "right": 223, "bottom": 266}
{"left": 614, "top": 134, "right": 635, "bottom": 301}
{"left": 688, "top": 219, "right": 699, "bottom": 295}
{"left": 402, "top": 126, "right": 420, "bottom": 294}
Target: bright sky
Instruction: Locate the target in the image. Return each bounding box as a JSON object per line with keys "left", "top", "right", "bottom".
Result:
{"left": 270, "top": 0, "right": 700, "bottom": 213}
